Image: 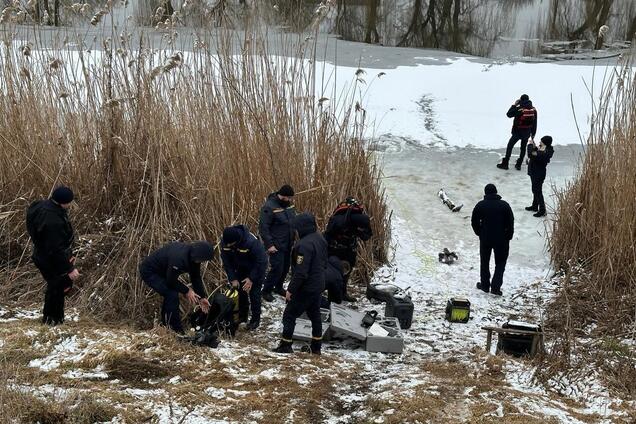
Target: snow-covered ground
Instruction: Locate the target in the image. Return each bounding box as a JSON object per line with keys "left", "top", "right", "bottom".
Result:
{"left": 1, "top": 36, "right": 634, "bottom": 422}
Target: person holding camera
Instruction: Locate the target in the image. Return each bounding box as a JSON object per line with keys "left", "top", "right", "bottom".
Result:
{"left": 526, "top": 135, "right": 555, "bottom": 218}
{"left": 497, "top": 94, "right": 538, "bottom": 171}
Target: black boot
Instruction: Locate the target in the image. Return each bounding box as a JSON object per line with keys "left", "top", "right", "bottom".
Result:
{"left": 274, "top": 287, "right": 287, "bottom": 297}
{"left": 246, "top": 320, "right": 260, "bottom": 331}
{"left": 272, "top": 340, "right": 293, "bottom": 353}
{"left": 514, "top": 159, "right": 523, "bottom": 170}
{"left": 301, "top": 340, "right": 322, "bottom": 355}
{"left": 262, "top": 291, "right": 274, "bottom": 302}
{"left": 476, "top": 282, "right": 489, "bottom": 293}
{"left": 533, "top": 210, "right": 546, "bottom": 218}
{"left": 525, "top": 206, "right": 538, "bottom": 212}
{"left": 491, "top": 289, "right": 503, "bottom": 296}
{"left": 496, "top": 159, "right": 509, "bottom": 170}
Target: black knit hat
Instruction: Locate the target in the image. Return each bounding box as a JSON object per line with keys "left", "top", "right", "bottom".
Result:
{"left": 541, "top": 135, "right": 553, "bottom": 146}
{"left": 278, "top": 184, "right": 295, "bottom": 197}
{"left": 51, "top": 186, "right": 74, "bottom": 204}
{"left": 520, "top": 94, "right": 529, "bottom": 101}
{"left": 484, "top": 183, "right": 497, "bottom": 195}
{"left": 222, "top": 226, "right": 242, "bottom": 245}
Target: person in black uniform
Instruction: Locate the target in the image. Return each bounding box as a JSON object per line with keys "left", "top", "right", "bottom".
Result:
{"left": 220, "top": 225, "right": 268, "bottom": 330}
{"left": 526, "top": 135, "right": 555, "bottom": 218}
{"left": 26, "top": 186, "right": 79, "bottom": 325}
{"left": 471, "top": 184, "right": 514, "bottom": 296}
{"left": 324, "top": 197, "right": 372, "bottom": 302}
{"left": 259, "top": 184, "right": 297, "bottom": 302}
{"left": 139, "top": 241, "right": 213, "bottom": 333}
{"left": 497, "top": 94, "right": 538, "bottom": 171}
{"left": 273, "top": 213, "right": 327, "bottom": 355}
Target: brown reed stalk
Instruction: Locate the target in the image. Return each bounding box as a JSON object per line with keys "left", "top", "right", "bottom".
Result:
{"left": 0, "top": 17, "right": 389, "bottom": 324}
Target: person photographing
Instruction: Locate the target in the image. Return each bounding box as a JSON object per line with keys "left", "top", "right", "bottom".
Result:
{"left": 526, "top": 135, "right": 555, "bottom": 218}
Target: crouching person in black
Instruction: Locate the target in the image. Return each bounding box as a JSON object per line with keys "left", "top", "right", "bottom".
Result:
{"left": 321, "top": 256, "right": 350, "bottom": 308}
{"left": 273, "top": 213, "right": 327, "bottom": 355}
{"left": 526, "top": 135, "right": 554, "bottom": 218}
{"left": 220, "top": 225, "right": 267, "bottom": 330}
{"left": 26, "top": 186, "right": 79, "bottom": 326}
{"left": 324, "top": 197, "right": 373, "bottom": 302}
{"left": 139, "top": 241, "right": 213, "bottom": 333}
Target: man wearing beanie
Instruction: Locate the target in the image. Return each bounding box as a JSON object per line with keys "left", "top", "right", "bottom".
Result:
{"left": 220, "top": 224, "right": 268, "bottom": 330}
{"left": 139, "top": 241, "right": 213, "bottom": 333}
{"left": 526, "top": 135, "right": 555, "bottom": 218}
{"left": 471, "top": 184, "right": 514, "bottom": 296}
{"left": 259, "top": 184, "right": 297, "bottom": 302}
{"left": 497, "top": 94, "right": 538, "bottom": 171}
{"left": 26, "top": 186, "right": 79, "bottom": 325}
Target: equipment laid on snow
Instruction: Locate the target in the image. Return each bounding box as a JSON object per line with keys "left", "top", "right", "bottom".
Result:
{"left": 365, "top": 282, "right": 414, "bottom": 330}
{"left": 365, "top": 317, "right": 404, "bottom": 354}
{"left": 438, "top": 248, "right": 459, "bottom": 264}
{"left": 293, "top": 308, "right": 331, "bottom": 342}
{"left": 438, "top": 189, "right": 463, "bottom": 212}
{"left": 445, "top": 297, "right": 471, "bottom": 323}
{"left": 498, "top": 321, "right": 543, "bottom": 357}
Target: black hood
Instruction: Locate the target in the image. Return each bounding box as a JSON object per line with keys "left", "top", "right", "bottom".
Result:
{"left": 190, "top": 241, "right": 214, "bottom": 262}
{"left": 294, "top": 213, "right": 317, "bottom": 238}
{"left": 520, "top": 99, "right": 533, "bottom": 108}
{"left": 268, "top": 192, "right": 291, "bottom": 207}
{"left": 484, "top": 193, "right": 502, "bottom": 201}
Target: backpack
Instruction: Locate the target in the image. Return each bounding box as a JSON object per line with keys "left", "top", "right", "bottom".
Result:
{"left": 26, "top": 200, "right": 44, "bottom": 241}
{"left": 517, "top": 107, "right": 536, "bottom": 129}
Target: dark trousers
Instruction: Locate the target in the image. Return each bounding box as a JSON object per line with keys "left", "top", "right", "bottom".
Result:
{"left": 263, "top": 249, "right": 291, "bottom": 294}
{"left": 237, "top": 276, "right": 263, "bottom": 324}
{"left": 329, "top": 247, "right": 357, "bottom": 295}
{"left": 531, "top": 174, "right": 546, "bottom": 212}
{"left": 282, "top": 292, "right": 322, "bottom": 342}
{"left": 34, "top": 259, "right": 72, "bottom": 325}
{"left": 504, "top": 133, "right": 531, "bottom": 164}
{"left": 479, "top": 241, "right": 509, "bottom": 292}
{"left": 142, "top": 273, "right": 184, "bottom": 333}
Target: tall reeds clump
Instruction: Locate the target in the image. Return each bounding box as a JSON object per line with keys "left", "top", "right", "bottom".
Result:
{"left": 543, "top": 60, "right": 635, "bottom": 395}
{"left": 0, "top": 10, "right": 389, "bottom": 324}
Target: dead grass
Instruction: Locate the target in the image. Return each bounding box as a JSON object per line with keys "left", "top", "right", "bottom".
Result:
{"left": 0, "top": 0, "right": 389, "bottom": 327}
{"left": 545, "top": 59, "right": 636, "bottom": 398}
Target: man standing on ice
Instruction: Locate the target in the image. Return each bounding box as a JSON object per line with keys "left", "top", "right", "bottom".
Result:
{"left": 526, "top": 135, "right": 555, "bottom": 218}
{"left": 26, "top": 186, "right": 80, "bottom": 326}
{"left": 497, "top": 94, "right": 538, "bottom": 171}
{"left": 471, "top": 184, "right": 514, "bottom": 296}
{"left": 273, "top": 213, "right": 327, "bottom": 355}
{"left": 259, "top": 184, "right": 297, "bottom": 302}
{"left": 139, "top": 241, "right": 212, "bottom": 333}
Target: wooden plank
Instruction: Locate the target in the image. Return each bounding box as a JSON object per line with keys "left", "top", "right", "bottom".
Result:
{"left": 481, "top": 326, "right": 543, "bottom": 336}
{"left": 485, "top": 329, "right": 493, "bottom": 353}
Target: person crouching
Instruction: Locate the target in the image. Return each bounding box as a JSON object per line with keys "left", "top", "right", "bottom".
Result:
{"left": 139, "top": 241, "right": 213, "bottom": 333}
{"left": 273, "top": 213, "right": 327, "bottom": 355}
{"left": 220, "top": 225, "right": 267, "bottom": 330}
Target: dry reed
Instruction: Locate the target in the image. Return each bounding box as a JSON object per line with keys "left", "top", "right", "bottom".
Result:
{"left": 543, "top": 57, "right": 635, "bottom": 396}
{"left": 0, "top": 2, "right": 389, "bottom": 324}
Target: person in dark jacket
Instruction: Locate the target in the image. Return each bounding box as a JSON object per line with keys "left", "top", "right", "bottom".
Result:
{"left": 220, "top": 225, "right": 268, "bottom": 330}
{"left": 324, "top": 197, "right": 373, "bottom": 302}
{"left": 497, "top": 94, "right": 538, "bottom": 171}
{"left": 26, "top": 186, "right": 79, "bottom": 325}
{"left": 526, "top": 135, "right": 555, "bottom": 218}
{"left": 471, "top": 184, "right": 514, "bottom": 296}
{"left": 320, "top": 256, "right": 348, "bottom": 308}
{"left": 139, "top": 241, "right": 213, "bottom": 333}
{"left": 259, "top": 184, "right": 297, "bottom": 302}
{"left": 273, "top": 213, "right": 327, "bottom": 355}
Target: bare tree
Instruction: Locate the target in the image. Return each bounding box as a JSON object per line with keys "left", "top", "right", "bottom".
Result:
{"left": 365, "top": 0, "right": 380, "bottom": 44}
